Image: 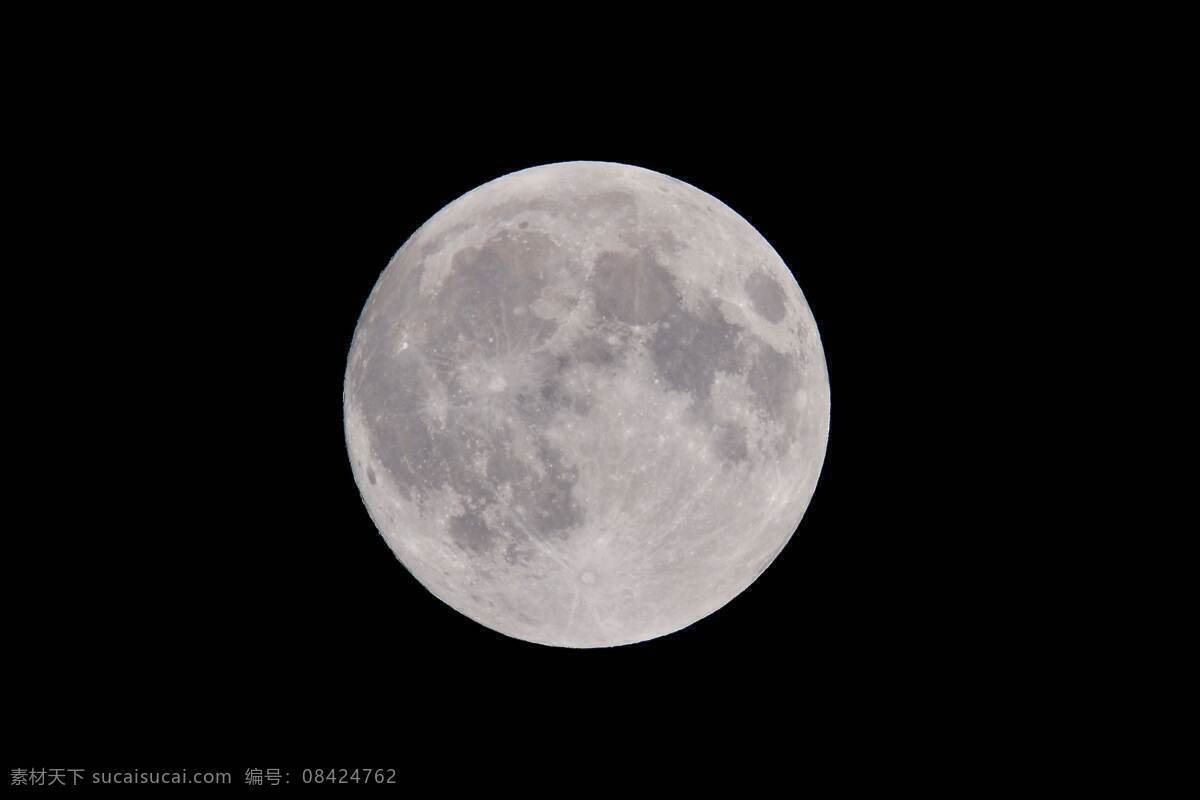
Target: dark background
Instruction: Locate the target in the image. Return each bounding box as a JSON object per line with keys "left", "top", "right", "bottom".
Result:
{"left": 8, "top": 80, "right": 977, "bottom": 775}
{"left": 6, "top": 10, "right": 1139, "bottom": 787}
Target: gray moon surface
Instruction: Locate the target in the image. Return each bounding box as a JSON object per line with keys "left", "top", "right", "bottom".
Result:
{"left": 344, "top": 161, "right": 829, "bottom": 647}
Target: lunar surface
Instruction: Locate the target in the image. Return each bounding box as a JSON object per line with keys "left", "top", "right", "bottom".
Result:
{"left": 344, "top": 162, "right": 829, "bottom": 647}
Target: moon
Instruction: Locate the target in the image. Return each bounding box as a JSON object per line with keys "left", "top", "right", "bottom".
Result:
{"left": 344, "top": 162, "right": 829, "bottom": 647}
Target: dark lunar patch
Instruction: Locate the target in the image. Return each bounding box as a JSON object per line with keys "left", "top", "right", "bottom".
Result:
{"left": 351, "top": 230, "right": 573, "bottom": 511}
{"left": 745, "top": 272, "right": 787, "bottom": 324}
{"left": 570, "top": 391, "right": 593, "bottom": 416}
{"left": 352, "top": 351, "right": 432, "bottom": 502}
{"left": 510, "top": 352, "right": 566, "bottom": 426}
{"left": 448, "top": 510, "right": 497, "bottom": 555}
{"left": 558, "top": 320, "right": 632, "bottom": 377}
{"left": 534, "top": 377, "right": 592, "bottom": 418}
{"left": 591, "top": 250, "right": 678, "bottom": 326}
{"left": 504, "top": 539, "right": 535, "bottom": 567}
{"left": 649, "top": 299, "right": 743, "bottom": 402}
{"left": 746, "top": 344, "right": 804, "bottom": 455}
{"left": 367, "top": 467, "right": 376, "bottom": 485}
{"left": 747, "top": 345, "right": 801, "bottom": 418}
{"left": 485, "top": 445, "right": 528, "bottom": 487}
{"left": 510, "top": 437, "right": 584, "bottom": 541}
{"left": 510, "top": 333, "right": 618, "bottom": 424}
{"left": 712, "top": 423, "right": 750, "bottom": 464}
{"left": 572, "top": 334, "right": 621, "bottom": 367}
{"left": 360, "top": 360, "right": 501, "bottom": 511}
{"left": 430, "top": 230, "right": 567, "bottom": 358}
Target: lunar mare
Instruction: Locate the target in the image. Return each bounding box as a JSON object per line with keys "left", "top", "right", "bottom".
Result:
{"left": 344, "top": 162, "right": 829, "bottom": 647}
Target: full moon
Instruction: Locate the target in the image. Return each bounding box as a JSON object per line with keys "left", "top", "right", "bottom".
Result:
{"left": 344, "top": 162, "right": 829, "bottom": 647}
